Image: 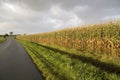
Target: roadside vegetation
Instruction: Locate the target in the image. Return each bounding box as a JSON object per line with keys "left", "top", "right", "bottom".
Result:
{"left": 17, "top": 20, "right": 120, "bottom": 80}
{"left": 0, "top": 37, "right": 6, "bottom": 43}
{"left": 19, "top": 40, "right": 120, "bottom": 80}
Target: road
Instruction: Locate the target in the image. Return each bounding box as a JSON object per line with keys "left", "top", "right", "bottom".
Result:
{"left": 0, "top": 37, "right": 44, "bottom": 80}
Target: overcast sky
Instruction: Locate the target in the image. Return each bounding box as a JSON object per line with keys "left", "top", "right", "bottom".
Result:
{"left": 0, "top": 0, "right": 120, "bottom": 34}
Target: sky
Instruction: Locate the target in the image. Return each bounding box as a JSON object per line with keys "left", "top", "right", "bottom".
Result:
{"left": 0, "top": 0, "right": 120, "bottom": 34}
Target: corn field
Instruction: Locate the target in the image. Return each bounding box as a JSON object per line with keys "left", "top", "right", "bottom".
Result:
{"left": 17, "top": 21, "right": 120, "bottom": 56}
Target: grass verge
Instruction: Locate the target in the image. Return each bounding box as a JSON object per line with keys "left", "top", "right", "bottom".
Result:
{"left": 0, "top": 37, "right": 6, "bottom": 43}
{"left": 18, "top": 40, "right": 120, "bottom": 80}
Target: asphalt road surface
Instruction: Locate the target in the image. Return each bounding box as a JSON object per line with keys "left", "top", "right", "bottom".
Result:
{"left": 0, "top": 37, "right": 44, "bottom": 80}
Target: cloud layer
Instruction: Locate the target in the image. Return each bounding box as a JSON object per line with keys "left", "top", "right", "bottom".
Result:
{"left": 0, "top": 0, "right": 120, "bottom": 34}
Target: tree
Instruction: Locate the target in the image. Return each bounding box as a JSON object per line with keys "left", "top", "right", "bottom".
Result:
{"left": 24, "top": 33, "right": 26, "bottom": 35}
{"left": 3, "top": 33, "right": 9, "bottom": 38}
{"left": 9, "top": 32, "right": 13, "bottom": 35}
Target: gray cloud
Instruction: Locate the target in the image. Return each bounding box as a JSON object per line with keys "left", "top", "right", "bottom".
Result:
{"left": 4, "top": 0, "right": 53, "bottom": 11}
{"left": 0, "top": 0, "right": 120, "bottom": 34}
{"left": 58, "top": 0, "right": 120, "bottom": 23}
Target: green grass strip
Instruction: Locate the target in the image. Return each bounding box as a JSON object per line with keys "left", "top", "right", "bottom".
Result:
{"left": 19, "top": 40, "right": 120, "bottom": 80}
{"left": 0, "top": 37, "right": 6, "bottom": 43}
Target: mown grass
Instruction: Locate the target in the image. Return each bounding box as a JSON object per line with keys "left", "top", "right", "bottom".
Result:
{"left": 19, "top": 40, "right": 120, "bottom": 80}
{"left": 35, "top": 43, "right": 120, "bottom": 74}
{"left": 37, "top": 42, "right": 120, "bottom": 68}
